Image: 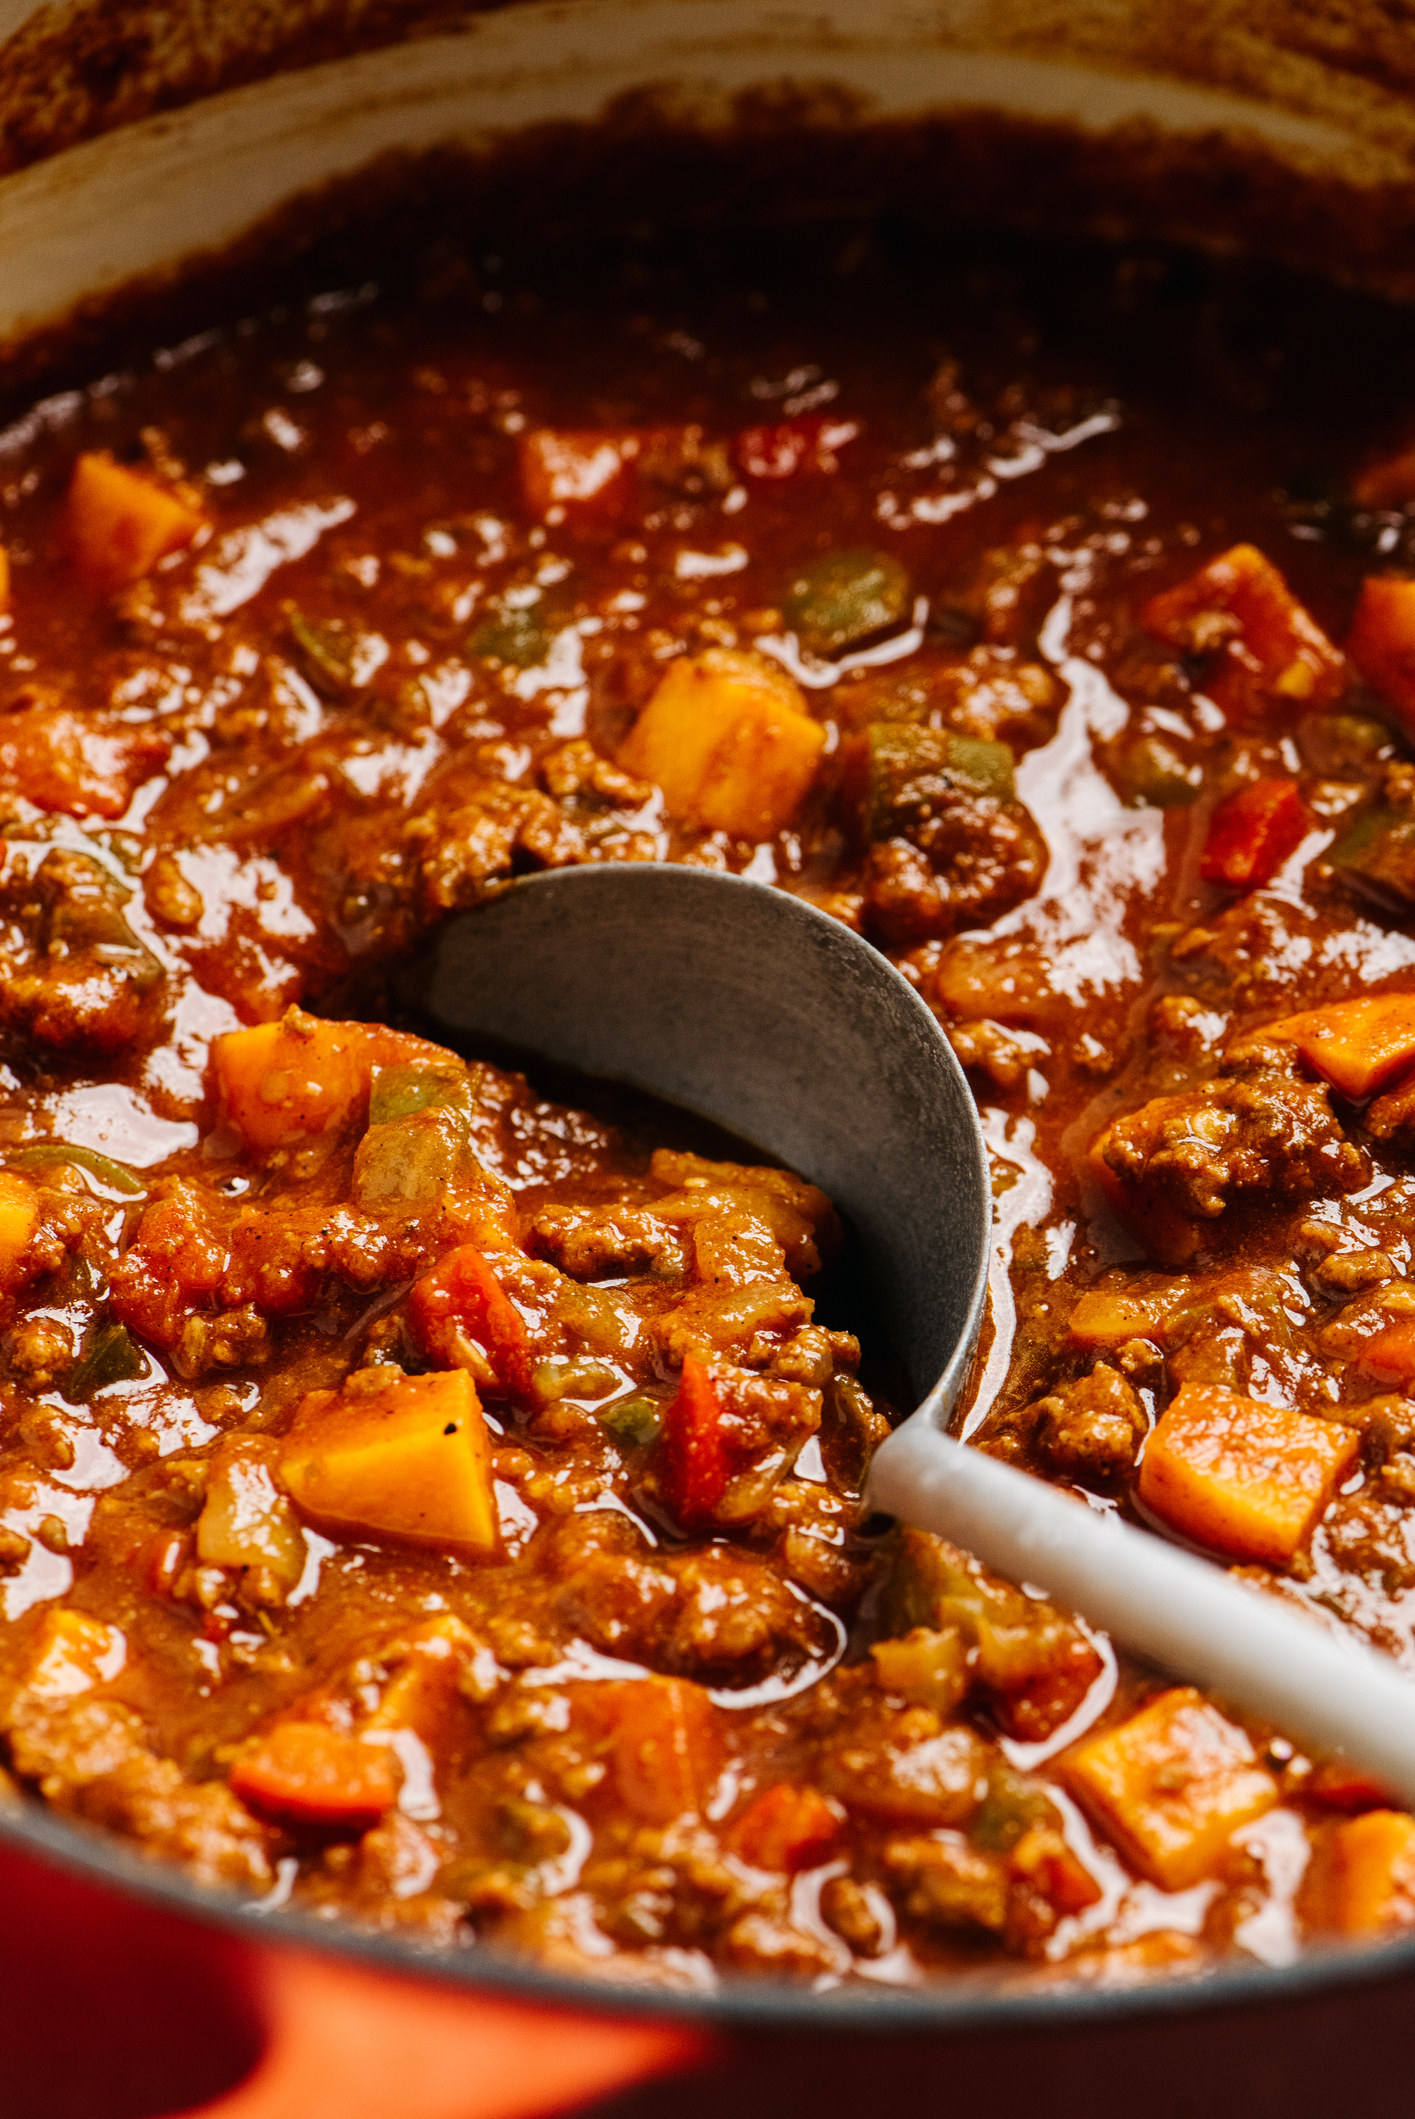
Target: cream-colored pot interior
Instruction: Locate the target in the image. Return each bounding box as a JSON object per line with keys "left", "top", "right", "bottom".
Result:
{"left": 2, "top": 1, "right": 1415, "bottom": 355}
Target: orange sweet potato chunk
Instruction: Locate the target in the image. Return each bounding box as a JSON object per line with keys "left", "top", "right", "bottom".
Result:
{"left": 1068, "top": 1286, "right": 1180, "bottom": 1349}
{"left": 606, "top": 1676, "right": 721, "bottom": 1825}
{"left": 621, "top": 647, "right": 825, "bottom": 840}
{"left": 1348, "top": 575, "right": 1415, "bottom": 732}
{"left": 1138, "top": 1385, "right": 1356, "bottom": 1566}
{"left": 1143, "top": 542, "right": 1345, "bottom": 716}
{"left": 21, "top": 1609, "right": 125, "bottom": 1700}
{"left": 67, "top": 451, "right": 204, "bottom": 593}
{"left": 0, "top": 1170, "right": 38, "bottom": 1292}
{"left": 280, "top": 1367, "right": 497, "bottom": 1560}
{"left": 1323, "top": 1809, "right": 1415, "bottom": 1933}
{"left": 0, "top": 705, "right": 170, "bottom": 820}
{"left": 1064, "top": 1688, "right": 1279, "bottom": 1890}
{"left": 1263, "top": 992, "right": 1415, "bottom": 1099}
{"left": 211, "top": 1009, "right": 451, "bottom": 1154}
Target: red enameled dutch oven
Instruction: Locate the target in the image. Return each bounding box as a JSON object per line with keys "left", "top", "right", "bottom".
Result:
{"left": 6, "top": 6, "right": 1415, "bottom": 2113}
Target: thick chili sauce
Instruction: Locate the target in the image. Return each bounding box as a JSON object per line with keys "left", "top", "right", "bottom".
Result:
{"left": 2, "top": 197, "right": 1415, "bottom": 1988}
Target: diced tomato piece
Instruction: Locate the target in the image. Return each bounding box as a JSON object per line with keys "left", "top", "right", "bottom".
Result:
{"left": 607, "top": 1676, "right": 721, "bottom": 1824}
{"left": 1007, "top": 1822, "right": 1103, "bottom": 1914}
{"left": 656, "top": 1355, "right": 731, "bottom": 1528}
{"left": 1264, "top": 992, "right": 1415, "bottom": 1099}
{"left": 518, "top": 428, "right": 637, "bottom": 520}
{"left": 1143, "top": 543, "right": 1345, "bottom": 718}
{"left": 735, "top": 416, "right": 859, "bottom": 480}
{"left": 0, "top": 705, "right": 169, "bottom": 820}
{"left": 1199, "top": 777, "right": 1307, "bottom": 890}
{"left": 728, "top": 1782, "right": 846, "bottom": 1871}
{"left": 1348, "top": 576, "right": 1415, "bottom": 734}
{"left": 407, "top": 1243, "right": 533, "bottom": 1397}
{"left": 110, "top": 1182, "right": 231, "bottom": 1349}
{"left": 230, "top": 1721, "right": 399, "bottom": 1832}
{"left": 67, "top": 451, "right": 204, "bottom": 593}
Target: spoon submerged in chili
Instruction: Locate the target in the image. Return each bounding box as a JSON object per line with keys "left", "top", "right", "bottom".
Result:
{"left": 412, "top": 863, "right": 1415, "bottom": 1803}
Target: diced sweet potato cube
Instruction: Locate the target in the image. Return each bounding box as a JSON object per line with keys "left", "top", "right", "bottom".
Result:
{"left": 518, "top": 429, "right": 637, "bottom": 520}
{"left": 620, "top": 647, "right": 825, "bottom": 840}
{"left": 1262, "top": 992, "right": 1415, "bottom": 1099}
{"left": 1323, "top": 1809, "right": 1415, "bottom": 1932}
{"left": 1138, "top": 1385, "right": 1356, "bottom": 1565}
{"left": 1143, "top": 543, "right": 1345, "bottom": 717}
{"left": 67, "top": 451, "right": 204, "bottom": 593}
{"left": 1068, "top": 1285, "right": 1180, "bottom": 1349}
{"left": 407, "top": 1243, "right": 532, "bottom": 1397}
{"left": 0, "top": 706, "right": 170, "bottom": 821}
{"left": 196, "top": 1436, "right": 306, "bottom": 1593}
{"left": 1348, "top": 576, "right": 1415, "bottom": 732}
{"left": 280, "top": 1367, "right": 497, "bottom": 1559}
{"left": 211, "top": 1009, "right": 450, "bottom": 1154}
{"left": 21, "top": 1609, "right": 125, "bottom": 1699}
{"left": 1358, "top": 1316, "right": 1415, "bottom": 1384}
{"left": 729, "top": 1783, "right": 846, "bottom": 1871}
{"left": 1064, "top": 1688, "right": 1278, "bottom": 1890}
{"left": 607, "top": 1676, "right": 721, "bottom": 1824}
{"left": 0, "top": 1170, "right": 38, "bottom": 1291}
{"left": 230, "top": 1720, "right": 399, "bottom": 1832}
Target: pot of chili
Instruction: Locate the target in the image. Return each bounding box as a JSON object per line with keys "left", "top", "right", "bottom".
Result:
{"left": 6, "top": 6, "right": 1415, "bottom": 2115}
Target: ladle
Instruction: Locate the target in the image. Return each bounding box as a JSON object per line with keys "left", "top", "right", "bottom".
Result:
{"left": 410, "top": 862, "right": 1415, "bottom": 1802}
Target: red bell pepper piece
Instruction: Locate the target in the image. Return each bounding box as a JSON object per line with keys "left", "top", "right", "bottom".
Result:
{"left": 656, "top": 1355, "right": 731, "bottom": 1528}
{"left": 1199, "top": 778, "right": 1307, "bottom": 890}
{"left": 407, "top": 1243, "right": 533, "bottom": 1397}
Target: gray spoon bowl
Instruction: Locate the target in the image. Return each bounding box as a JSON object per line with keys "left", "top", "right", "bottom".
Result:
{"left": 410, "top": 861, "right": 992, "bottom": 1416}
{"left": 411, "top": 861, "right": 1415, "bottom": 1802}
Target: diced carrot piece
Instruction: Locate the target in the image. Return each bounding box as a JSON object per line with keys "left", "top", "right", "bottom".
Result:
{"left": 1068, "top": 1285, "right": 1180, "bottom": 1349}
{"left": 1199, "top": 778, "right": 1307, "bottom": 889}
{"left": 1323, "top": 1809, "right": 1415, "bottom": 1933}
{"left": 735, "top": 415, "right": 858, "bottom": 480}
{"left": 1353, "top": 445, "right": 1415, "bottom": 511}
{"left": 518, "top": 428, "right": 638, "bottom": 520}
{"left": 728, "top": 1782, "right": 847, "bottom": 1871}
{"left": 230, "top": 1720, "right": 399, "bottom": 1832}
{"left": 407, "top": 1243, "right": 533, "bottom": 1398}
{"left": 0, "top": 706, "right": 169, "bottom": 821}
{"left": 67, "top": 451, "right": 204, "bottom": 593}
{"left": 620, "top": 647, "right": 825, "bottom": 840}
{"left": 607, "top": 1676, "right": 721, "bottom": 1824}
{"left": 211, "top": 1008, "right": 450, "bottom": 1154}
{"left": 1064, "top": 1688, "right": 1279, "bottom": 1890}
{"left": 0, "top": 1170, "right": 38, "bottom": 1291}
{"left": 21, "top": 1609, "right": 125, "bottom": 1699}
{"left": 1143, "top": 543, "right": 1345, "bottom": 718}
{"left": 1139, "top": 1385, "right": 1356, "bottom": 1565}
{"left": 1348, "top": 576, "right": 1415, "bottom": 733}
{"left": 196, "top": 1436, "right": 306, "bottom": 1593}
{"left": 279, "top": 1367, "right": 498, "bottom": 1559}
{"left": 656, "top": 1355, "right": 731, "bottom": 1529}
{"left": 1263, "top": 992, "right": 1415, "bottom": 1099}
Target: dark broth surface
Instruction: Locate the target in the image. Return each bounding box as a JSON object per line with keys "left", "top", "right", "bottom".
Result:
{"left": 1, "top": 186, "right": 1415, "bottom": 1990}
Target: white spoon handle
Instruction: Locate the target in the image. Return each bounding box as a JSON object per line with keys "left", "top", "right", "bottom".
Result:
{"left": 869, "top": 1413, "right": 1415, "bottom": 1804}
